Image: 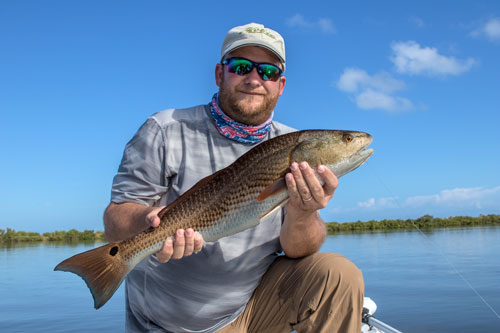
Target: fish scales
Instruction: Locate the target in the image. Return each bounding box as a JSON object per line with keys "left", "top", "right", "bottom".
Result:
{"left": 93, "top": 132, "right": 300, "bottom": 269}
{"left": 54, "top": 130, "right": 373, "bottom": 309}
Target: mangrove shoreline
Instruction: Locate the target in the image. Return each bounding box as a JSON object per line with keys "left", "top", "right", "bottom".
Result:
{"left": 325, "top": 214, "right": 500, "bottom": 233}
{"left": 1, "top": 214, "right": 500, "bottom": 243}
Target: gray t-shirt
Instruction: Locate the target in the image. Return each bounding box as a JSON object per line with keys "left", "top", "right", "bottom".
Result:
{"left": 111, "top": 104, "right": 295, "bottom": 332}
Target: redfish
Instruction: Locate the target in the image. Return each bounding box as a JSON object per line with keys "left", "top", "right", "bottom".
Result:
{"left": 55, "top": 130, "right": 373, "bottom": 309}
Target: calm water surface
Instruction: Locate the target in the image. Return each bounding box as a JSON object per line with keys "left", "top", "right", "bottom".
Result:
{"left": 1, "top": 227, "right": 499, "bottom": 332}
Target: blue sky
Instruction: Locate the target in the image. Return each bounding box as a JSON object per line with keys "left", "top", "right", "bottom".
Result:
{"left": 1, "top": 1, "right": 499, "bottom": 232}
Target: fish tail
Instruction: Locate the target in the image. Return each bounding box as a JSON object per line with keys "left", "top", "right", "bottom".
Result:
{"left": 54, "top": 242, "right": 130, "bottom": 309}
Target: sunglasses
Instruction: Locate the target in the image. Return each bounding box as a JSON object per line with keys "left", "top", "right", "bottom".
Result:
{"left": 221, "top": 57, "right": 283, "bottom": 81}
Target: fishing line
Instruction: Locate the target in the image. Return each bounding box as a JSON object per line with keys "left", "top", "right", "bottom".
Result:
{"left": 366, "top": 165, "right": 500, "bottom": 320}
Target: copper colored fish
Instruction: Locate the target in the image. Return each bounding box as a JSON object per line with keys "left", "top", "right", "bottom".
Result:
{"left": 54, "top": 130, "right": 373, "bottom": 309}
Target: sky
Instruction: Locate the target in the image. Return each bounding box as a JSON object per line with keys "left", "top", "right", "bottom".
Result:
{"left": 1, "top": 0, "right": 499, "bottom": 232}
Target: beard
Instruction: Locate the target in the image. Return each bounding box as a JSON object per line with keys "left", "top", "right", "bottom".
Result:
{"left": 218, "top": 77, "right": 280, "bottom": 125}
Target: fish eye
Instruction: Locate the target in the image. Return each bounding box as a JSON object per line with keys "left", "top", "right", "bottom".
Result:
{"left": 343, "top": 134, "right": 353, "bottom": 143}
{"left": 109, "top": 246, "right": 119, "bottom": 256}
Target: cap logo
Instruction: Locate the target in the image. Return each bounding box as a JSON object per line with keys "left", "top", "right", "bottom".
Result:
{"left": 241, "top": 27, "right": 276, "bottom": 40}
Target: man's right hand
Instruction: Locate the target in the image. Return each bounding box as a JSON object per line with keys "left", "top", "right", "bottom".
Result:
{"left": 146, "top": 207, "right": 204, "bottom": 263}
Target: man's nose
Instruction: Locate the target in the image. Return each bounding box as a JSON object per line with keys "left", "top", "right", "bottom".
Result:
{"left": 243, "top": 67, "right": 263, "bottom": 85}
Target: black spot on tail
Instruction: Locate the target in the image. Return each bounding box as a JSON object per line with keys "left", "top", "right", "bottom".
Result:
{"left": 109, "top": 246, "right": 118, "bottom": 256}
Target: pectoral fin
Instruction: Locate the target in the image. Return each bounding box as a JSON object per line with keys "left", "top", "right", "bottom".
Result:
{"left": 257, "top": 178, "right": 287, "bottom": 202}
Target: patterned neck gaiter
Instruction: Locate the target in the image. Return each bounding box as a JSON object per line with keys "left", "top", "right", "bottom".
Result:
{"left": 209, "top": 93, "right": 273, "bottom": 144}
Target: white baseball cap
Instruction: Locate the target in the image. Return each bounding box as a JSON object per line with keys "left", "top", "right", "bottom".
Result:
{"left": 220, "top": 23, "right": 286, "bottom": 71}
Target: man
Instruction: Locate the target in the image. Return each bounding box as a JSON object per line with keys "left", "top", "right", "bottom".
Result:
{"left": 104, "top": 23, "right": 364, "bottom": 333}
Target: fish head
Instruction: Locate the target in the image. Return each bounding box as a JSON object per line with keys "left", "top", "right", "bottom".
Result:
{"left": 291, "top": 130, "right": 374, "bottom": 178}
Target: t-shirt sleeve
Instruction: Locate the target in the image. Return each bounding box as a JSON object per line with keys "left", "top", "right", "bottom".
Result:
{"left": 110, "top": 117, "right": 169, "bottom": 206}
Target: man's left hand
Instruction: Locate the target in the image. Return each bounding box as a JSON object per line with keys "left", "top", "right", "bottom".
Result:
{"left": 285, "top": 161, "right": 338, "bottom": 215}
{"left": 280, "top": 161, "right": 337, "bottom": 258}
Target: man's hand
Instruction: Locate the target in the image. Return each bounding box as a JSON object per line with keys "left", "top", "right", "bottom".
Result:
{"left": 285, "top": 161, "right": 338, "bottom": 216}
{"left": 280, "top": 161, "right": 338, "bottom": 258}
{"left": 146, "top": 207, "right": 204, "bottom": 263}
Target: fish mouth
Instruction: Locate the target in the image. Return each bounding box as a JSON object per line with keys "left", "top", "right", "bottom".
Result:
{"left": 348, "top": 140, "right": 374, "bottom": 174}
{"left": 334, "top": 139, "right": 374, "bottom": 178}
{"left": 355, "top": 136, "right": 374, "bottom": 165}
{"left": 358, "top": 134, "right": 374, "bottom": 158}
{"left": 358, "top": 147, "right": 374, "bottom": 160}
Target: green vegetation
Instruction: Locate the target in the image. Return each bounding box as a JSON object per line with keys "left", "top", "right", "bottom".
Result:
{"left": 1, "top": 215, "right": 499, "bottom": 242}
{"left": 0, "top": 228, "right": 106, "bottom": 243}
{"left": 326, "top": 214, "right": 500, "bottom": 234}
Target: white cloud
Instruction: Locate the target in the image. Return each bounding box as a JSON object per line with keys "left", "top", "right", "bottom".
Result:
{"left": 287, "top": 13, "right": 308, "bottom": 27}
{"left": 358, "top": 197, "right": 400, "bottom": 209}
{"left": 336, "top": 41, "right": 475, "bottom": 112}
{"left": 336, "top": 68, "right": 413, "bottom": 112}
{"left": 318, "top": 18, "right": 336, "bottom": 34}
{"left": 484, "top": 18, "right": 500, "bottom": 39}
{"left": 405, "top": 186, "right": 500, "bottom": 209}
{"left": 357, "top": 196, "right": 399, "bottom": 209}
{"left": 337, "top": 68, "right": 405, "bottom": 93}
{"left": 357, "top": 186, "right": 500, "bottom": 211}
{"left": 356, "top": 89, "right": 414, "bottom": 112}
{"left": 409, "top": 16, "right": 426, "bottom": 28}
{"left": 471, "top": 17, "right": 500, "bottom": 41}
{"left": 358, "top": 198, "right": 376, "bottom": 208}
{"left": 330, "top": 186, "right": 500, "bottom": 222}
{"left": 286, "top": 14, "right": 336, "bottom": 34}
{"left": 390, "top": 41, "right": 476, "bottom": 76}
{"left": 337, "top": 68, "right": 370, "bottom": 93}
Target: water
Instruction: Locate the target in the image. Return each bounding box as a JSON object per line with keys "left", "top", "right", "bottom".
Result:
{"left": 1, "top": 227, "right": 499, "bottom": 332}
{"left": 321, "top": 227, "right": 500, "bottom": 332}
{"left": 0, "top": 242, "right": 126, "bottom": 332}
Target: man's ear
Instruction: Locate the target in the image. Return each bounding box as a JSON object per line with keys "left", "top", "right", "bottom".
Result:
{"left": 215, "top": 63, "right": 223, "bottom": 87}
{"left": 278, "top": 75, "right": 286, "bottom": 96}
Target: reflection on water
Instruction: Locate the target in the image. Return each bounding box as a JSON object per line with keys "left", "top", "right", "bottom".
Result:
{"left": 1, "top": 227, "right": 499, "bottom": 332}
{"left": 0, "top": 240, "right": 104, "bottom": 250}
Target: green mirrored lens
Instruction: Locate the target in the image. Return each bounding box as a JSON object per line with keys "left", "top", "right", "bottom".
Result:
{"left": 228, "top": 59, "right": 253, "bottom": 75}
{"left": 258, "top": 64, "right": 280, "bottom": 81}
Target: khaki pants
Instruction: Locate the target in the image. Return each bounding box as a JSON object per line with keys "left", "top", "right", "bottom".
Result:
{"left": 218, "top": 252, "right": 364, "bottom": 333}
